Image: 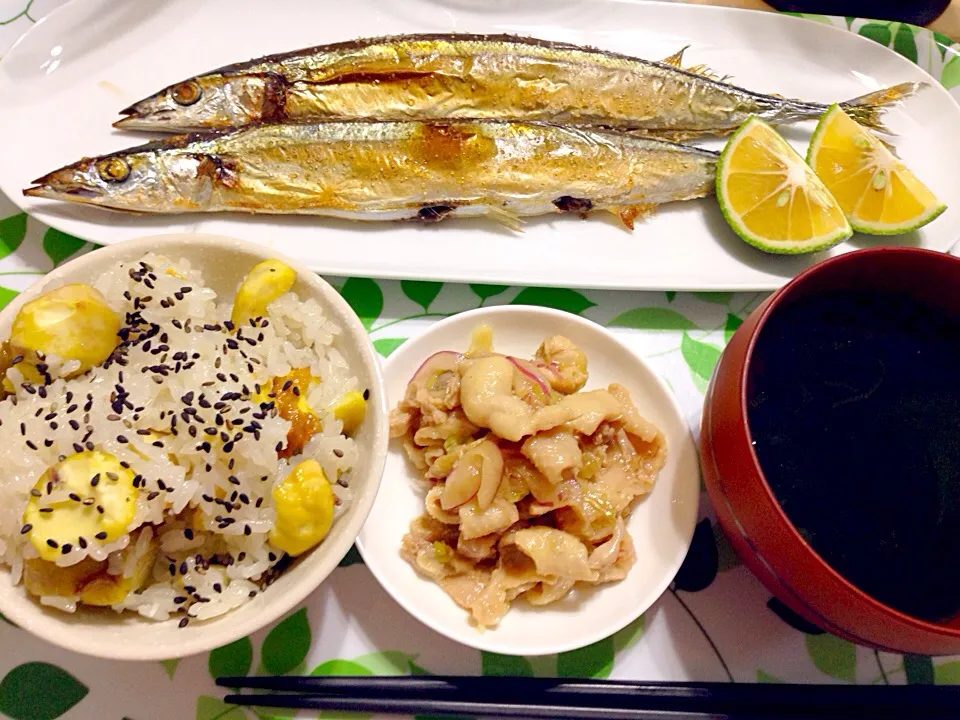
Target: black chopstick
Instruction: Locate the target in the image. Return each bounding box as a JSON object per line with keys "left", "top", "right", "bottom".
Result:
{"left": 217, "top": 675, "right": 960, "bottom": 719}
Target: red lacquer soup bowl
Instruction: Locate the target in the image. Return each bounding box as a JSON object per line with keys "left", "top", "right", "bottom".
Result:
{"left": 700, "top": 246, "right": 960, "bottom": 655}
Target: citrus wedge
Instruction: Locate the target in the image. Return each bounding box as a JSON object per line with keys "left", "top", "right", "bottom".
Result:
{"left": 717, "top": 117, "right": 851, "bottom": 254}
{"left": 808, "top": 105, "right": 945, "bottom": 235}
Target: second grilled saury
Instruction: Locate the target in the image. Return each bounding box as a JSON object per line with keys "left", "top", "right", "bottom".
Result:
{"left": 114, "top": 34, "right": 923, "bottom": 137}
{"left": 24, "top": 120, "right": 718, "bottom": 228}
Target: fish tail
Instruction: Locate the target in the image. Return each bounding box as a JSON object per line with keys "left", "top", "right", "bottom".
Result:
{"left": 838, "top": 81, "right": 928, "bottom": 134}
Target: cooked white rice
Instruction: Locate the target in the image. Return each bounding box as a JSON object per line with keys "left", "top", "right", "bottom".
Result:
{"left": 0, "top": 253, "right": 360, "bottom": 623}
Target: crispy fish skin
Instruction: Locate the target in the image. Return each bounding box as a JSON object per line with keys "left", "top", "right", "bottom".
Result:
{"left": 114, "top": 34, "right": 923, "bottom": 136}
{"left": 24, "top": 120, "right": 717, "bottom": 227}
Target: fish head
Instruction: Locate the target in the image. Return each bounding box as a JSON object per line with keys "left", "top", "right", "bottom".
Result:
{"left": 24, "top": 140, "right": 227, "bottom": 212}
{"left": 113, "top": 72, "right": 286, "bottom": 131}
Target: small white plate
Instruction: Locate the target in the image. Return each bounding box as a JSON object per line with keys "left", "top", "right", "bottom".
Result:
{"left": 357, "top": 306, "right": 700, "bottom": 655}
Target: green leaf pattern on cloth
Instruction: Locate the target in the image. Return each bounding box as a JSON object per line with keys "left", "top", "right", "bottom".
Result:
{"left": 943, "top": 54, "right": 960, "bottom": 90}
{"left": 935, "top": 661, "right": 960, "bottom": 685}
{"left": 339, "top": 278, "right": 383, "bottom": 330}
{"left": 209, "top": 637, "right": 254, "bottom": 680}
{"left": 481, "top": 652, "right": 534, "bottom": 677}
{"left": 0, "top": 7, "right": 959, "bottom": 715}
{"left": 41, "top": 228, "right": 86, "bottom": 268}
{"left": 261, "top": 608, "right": 312, "bottom": 676}
{"left": 0, "top": 662, "right": 88, "bottom": 720}
{"left": 510, "top": 287, "right": 595, "bottom": 314}
{"left": 196, "top": 696, "right": 249, "bottom": 720}
{"left": 0, "top": 285, "right": 17, "bottom": 310}
{"left": 557, "top": 637, "right": 615, "bottom": 679}
{"left": 904, "top": 654, "right": 935, "bottom": 685}
{"left": 0, "top": 213, "right": 27, "bottom": 259}
{"left": 805, "top": 634, "right": 856, "bottom": 682}
{"left": 470, "top": 284, "right": 508, "bottom": 302}
{"left": 373, "top": 337, "right": 407, "bottom": 357}
{"left": 681, "top": 332, "right": 723, "bottom": 394}
{"left": 609, "top": 307, "right": 695, "bottom": 331}
{"left": 401, "top": 280, "right": 443, "bottom": 311}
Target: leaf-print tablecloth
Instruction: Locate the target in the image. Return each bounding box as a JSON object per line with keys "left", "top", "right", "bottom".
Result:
{"left": 0, "top": 4, "right": 959, "bottom": 718}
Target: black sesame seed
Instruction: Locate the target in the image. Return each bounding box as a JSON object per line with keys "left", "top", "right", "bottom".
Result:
{"left": 179, "top": 618, "right": 189, "bottom": 628}
{"left": 202, "top": 494, "right": 213, "bottom": 503}
{"left": 96, "top": 506, "right": 105, "bottom": 515}
{"left": 20, "top": 524, "right": 32, "bottom": 535}
{"left": 25, "top": 440, "right": 37, "bottom": 451}
{"left": 73, "top": 443, "right": 84, "bottom": 454}
{"left": 40, "top": 508, "right": 53, "bottom": 514}
{"left": 256, "top": 498, "right": 264, "bottom": 508}
{"left": 68, "top": 493, "right": 81, "bottom": 502}
{"left": 44, "top": 439, "right": 53, "bottom": 448}
{"left": 183, "top": 585, "right": 196, "bottom": 593}
{"left": 243, "top": 525, "right": 251, "bottom": 536}
{"left": 69, "top": 419, "right": 79, "bottom": 431}
{"left": 147, "top": 491, "right": 160, "bottom": 501}
{"left": 179, "top": 561, "right": 188, "bottom": 574}
{"left": 173, "top": 596, "right": 187, "bottom": 605}
{"left": 213, "top": 583, "right": 222, "bottom": 593}
{"left": 248, "top": 590, "right": 257, "bottom": 598}
{"left": 228, "top": 475, "right": 240, "bottom": 486}
{"left": 333, "top": 449, "right": 344, "bottom": 458}
{"left": 223, "top": 442, "right": 234, "bottom": 453}
{"left": 95, "top": 531, "right": 107, "bottom": 540}
{"left": 85, "top": 441, "right": 95, "bottom": 451}
{"left": 204, "top": 427, "right": 216, "bottom": 436}
{"left": 61, "top": 544, "right": 72, "bottom": 554}
{"left": 78, "top": 537, "right": 87, "bottom": 549}
{"left": 46, "top": 539, "right": 58, "bottom": 548}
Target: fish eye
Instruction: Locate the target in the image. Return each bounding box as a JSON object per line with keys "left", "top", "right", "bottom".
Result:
{"left": 96, "top": 157, "right": 130, "bottom": 183}
{"left": 171, "top": 80, "right": 202, "bottom": 106}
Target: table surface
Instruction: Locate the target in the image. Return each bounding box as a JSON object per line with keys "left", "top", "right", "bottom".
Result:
{"left": 0, "top": 3, "right": 958, "bottom": 720}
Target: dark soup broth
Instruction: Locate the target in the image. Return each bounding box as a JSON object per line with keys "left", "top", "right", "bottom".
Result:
{"left": 747, "top": 290, "right": 960, "bottom": 623}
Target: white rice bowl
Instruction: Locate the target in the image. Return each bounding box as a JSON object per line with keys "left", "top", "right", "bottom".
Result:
{"left": 0, "top": 235, "right": 386, "bottom": 660}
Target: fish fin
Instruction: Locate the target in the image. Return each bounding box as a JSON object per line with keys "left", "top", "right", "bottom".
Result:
{"left": 661, "top": 46, "right": 689, "bottom": 68}
{"left": 608, "top": 204, "right": 657, "bottom": 230}
{"left": 839, "top": 81, "right": 928, "bottom": 135}
{"left": 659, "top": 46, "right": 731, "bottom": 82}
{"left": 486, "top": 205, "right": 525, "bottom": 232}
{"left": 684, "top": 63, "right": 729, "bottom": 83}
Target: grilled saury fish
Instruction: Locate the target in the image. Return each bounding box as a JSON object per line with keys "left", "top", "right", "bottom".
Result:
{"left": 114, "top": 34, "right": 923, "bottom": 138}
{"left": 24, "top": 120, "right": 718, "bottom": 227}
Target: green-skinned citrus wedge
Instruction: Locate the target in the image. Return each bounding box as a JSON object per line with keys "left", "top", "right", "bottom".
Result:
{"left": 717, "top": 117, "right": 851, "bottom": 254}
{"left": 807, "top": 105, "right": 945, "bottom": 235}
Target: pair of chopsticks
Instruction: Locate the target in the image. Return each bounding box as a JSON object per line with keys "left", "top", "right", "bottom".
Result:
{"left": 218, "top": 675, "right": 960, "bottom": 718}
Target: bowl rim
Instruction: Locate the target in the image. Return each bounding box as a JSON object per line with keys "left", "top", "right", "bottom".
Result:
{"left": 738, "top": 245, "right": 960, "bottom": 639}
{"left": 357, "top": 303, "right": 701, "bottom": 655}
{"left": 0, "top": 232, "right": 389, "bottom": 660}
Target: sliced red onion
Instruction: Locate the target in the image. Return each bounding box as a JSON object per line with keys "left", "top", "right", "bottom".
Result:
{"left": 409, "top": 350, "right": 463, "bottom": 389}
{"left": 506, "top": 356, "right": 551, "bottom": 398}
